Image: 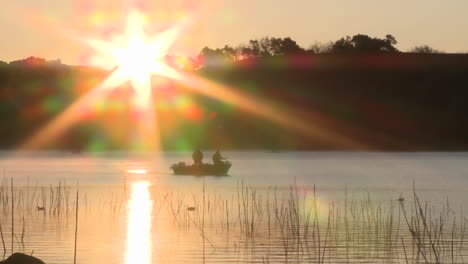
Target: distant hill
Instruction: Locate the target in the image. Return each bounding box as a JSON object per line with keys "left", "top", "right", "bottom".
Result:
{"left": 1, "top": 53, "right": 468, "bottom": 151}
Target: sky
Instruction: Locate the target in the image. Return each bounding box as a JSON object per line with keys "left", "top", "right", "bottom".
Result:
{"left": 1, "top": 0, "right": 468, "bottom": 64}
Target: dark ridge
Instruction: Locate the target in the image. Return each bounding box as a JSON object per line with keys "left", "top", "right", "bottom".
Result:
{"left": 1, "top": 53, "right": 467, "bottom": 151}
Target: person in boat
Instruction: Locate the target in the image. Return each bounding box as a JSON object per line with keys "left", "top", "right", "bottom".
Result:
{"left": 192, "top": 149, "right": 203, "bottom": 166}
{"left": 212, "top": 149, "right": 227, "bottom": 165}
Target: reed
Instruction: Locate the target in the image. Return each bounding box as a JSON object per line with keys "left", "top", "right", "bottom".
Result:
{"left": 0, "top": 178, "right": 467, "bottom": 264}
{"left": 73, "top": 184, "right": 79, "bottom": 264}
{"left": 10, "top": 178, "right": 13, "bottom": 254}
{"left": 0, "top": 218, "right": 5, "bottom": 258}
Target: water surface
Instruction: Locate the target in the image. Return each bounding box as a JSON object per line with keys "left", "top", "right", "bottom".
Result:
{"left": 0, "top": 151, "right": 467, "bottom": 263}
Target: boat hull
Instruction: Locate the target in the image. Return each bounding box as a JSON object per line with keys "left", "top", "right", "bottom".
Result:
{"left": 171, "top": 162, "right": 232, "bottom": 176}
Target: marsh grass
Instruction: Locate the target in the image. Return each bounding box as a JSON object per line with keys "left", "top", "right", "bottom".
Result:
{"left": 151, "top": 183, "right": 468, "bottom": 264}
{"left": 0, "top": 178, "right": 466, "bottom": 264}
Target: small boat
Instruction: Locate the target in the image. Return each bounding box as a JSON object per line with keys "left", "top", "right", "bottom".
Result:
{"left": 170, "top": 161, "right": 232, "bottom": 176}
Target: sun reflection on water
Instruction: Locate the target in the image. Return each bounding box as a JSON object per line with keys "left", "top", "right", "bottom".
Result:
{"left": 127, "top": 169, "right": 147, "bottom": 174}
{"left": 125, "top": 181, "right": 153, "bottom": 264}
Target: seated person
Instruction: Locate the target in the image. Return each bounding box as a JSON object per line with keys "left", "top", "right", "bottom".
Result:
{"left": 192, "top": 149, "right": 203, "bottom": 166}
{"left": 212, "top": 149, "right": 226, "bottom": 165}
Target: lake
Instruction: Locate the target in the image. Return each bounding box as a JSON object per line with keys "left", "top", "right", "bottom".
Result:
{"left": 0, "top": 151, "right": 467, "bottom": 264}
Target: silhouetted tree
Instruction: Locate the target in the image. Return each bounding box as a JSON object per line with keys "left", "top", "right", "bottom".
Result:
{"left": 197, "top": 46, "right": 236, "bottom": 67}
{"left": 268, "top": 37, "right": 304, "bottom": 56}
{"left": 331, "top": 34, "right": 399, "bottom": 54}
{"left": 221, "top": 45, "right": 238, "bottom": 60}
{"left": 237, "top": 39, "right": 264, "bottom": 59}
{"left": 330, "top": 36, "right": 355, "bottom": 53}
{"left": 409, "top": 45, "right": 440, "bottom": 53}
{"left": 9, "top": 56, "right": 47, "bottom": 67}
{"left": 307, "top": 41, "right": 334, "bottom": 54}
{"left": 237, "top": 37, "right": 304, "bottom": 59}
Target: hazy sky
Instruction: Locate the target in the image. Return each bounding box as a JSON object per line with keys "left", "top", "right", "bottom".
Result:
{"left": 1, "top": 0, "right": 468, "bottom": 64}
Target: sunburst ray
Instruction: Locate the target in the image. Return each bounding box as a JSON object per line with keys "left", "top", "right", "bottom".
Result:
{"left": 18, "top": 7, "right": 367, "bottom": 152}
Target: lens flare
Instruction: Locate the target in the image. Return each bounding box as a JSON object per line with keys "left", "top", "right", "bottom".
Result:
{"left": 18, "top": 9, "right": 189, "bottom": 151}
{"left": 17, "top": 4, "right": 368, "bottom": 152}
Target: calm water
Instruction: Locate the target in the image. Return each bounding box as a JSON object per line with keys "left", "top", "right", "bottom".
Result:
{"left": 0, "top": 151, "right": 467, "bottom": 264}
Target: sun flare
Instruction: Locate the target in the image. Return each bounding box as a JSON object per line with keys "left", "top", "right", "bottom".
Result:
{"left": 86, "top": 10, "right": 179, "bottom": 110}
{"left": 16, "top": 8, "right": 188, "bottom": 151}
{"left": 17, "top": 5, "right": 364, "bottom": 152}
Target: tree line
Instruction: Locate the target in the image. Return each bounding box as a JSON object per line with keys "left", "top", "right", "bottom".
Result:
{"left": 197, "top": 34, "right": 446, "bottom": 67}
{"left": 0, "top": 33, "right": 448, "bottom": 70}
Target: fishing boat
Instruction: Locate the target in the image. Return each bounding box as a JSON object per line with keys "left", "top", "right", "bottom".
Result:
{"left": 170, "top": 161, "right": 232, "bottom": 176}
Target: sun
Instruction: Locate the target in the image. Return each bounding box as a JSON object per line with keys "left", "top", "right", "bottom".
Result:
{"left": 115, "top": 37, "right": 155, "bottom": 81}
{"left": 85, "top": 10, "right": 180, "bottom": 110}
{"left": 73, "top": 9, "right": 185, "bottom": 150}
{"left": 17, "top": 8, "right": 188, "bottom": 151}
